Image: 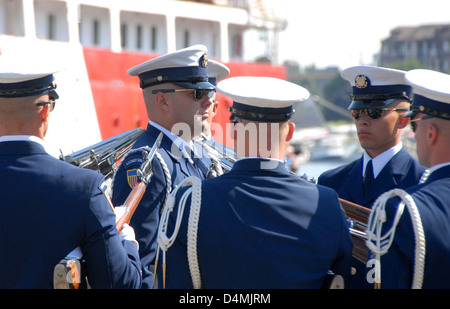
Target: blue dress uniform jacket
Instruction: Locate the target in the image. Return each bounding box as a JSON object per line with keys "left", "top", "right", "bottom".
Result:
{"left": 112, "top": 123, "right": 211, "bottom": 288}
{"left": 0, "top": 140, "right": 142, "bottom": 289}
{"left": 159, "top": 158, "right": 353, "bottom": 288}
{"left": 317, "top": 147, "right": 425, "bottom": 289}
{"left": 318, "top": 147, "right": 425, "bottom": 208}
{"left": 375, "top": 165, "right": 450, "bottom": 288}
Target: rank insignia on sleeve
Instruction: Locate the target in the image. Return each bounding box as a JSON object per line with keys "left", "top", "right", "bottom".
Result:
{"left": 127, "top": 169, "right": 139, "bottom": 189}
{"left": 103, "top": 190, "right": 115, "bottom": 212}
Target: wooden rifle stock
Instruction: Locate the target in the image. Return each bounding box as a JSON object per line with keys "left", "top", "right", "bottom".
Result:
{"left": 339, "top": 198, "right": 370, "bottom": 224}
{"left": 116, "top": 182, "right": 147, "bottom": 233}
{"left": 339, "top": 198, "right": 370, "bottom": 264}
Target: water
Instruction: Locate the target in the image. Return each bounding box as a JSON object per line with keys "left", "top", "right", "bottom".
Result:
{"left": 290, "top": 125, "right": 363, "bottom": 180}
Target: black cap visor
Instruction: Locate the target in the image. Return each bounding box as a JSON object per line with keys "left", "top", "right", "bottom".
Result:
{"left": 172, "top": 80, "right": 215, "bottom": 90}
{"left": 348, "top": 98, "right": 398, "bottom": 110}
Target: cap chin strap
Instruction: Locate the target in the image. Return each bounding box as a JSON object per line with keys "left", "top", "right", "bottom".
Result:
{"left": 140, "top": 75, "right": 210, "bottom": 89}
{"left": 156, "top": 176, "right": 202, "bottom": 289}
{"left": 351, "top": 92, "right": 411, "bottom": 102}
{"left": 0, "top": 83, "right": 57, "bottom": 98}
{"left": 366, "top": 188, "right": 425, "bottom": 289}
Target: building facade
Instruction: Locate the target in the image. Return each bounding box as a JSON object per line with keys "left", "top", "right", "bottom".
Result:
{"left": 379, "top": 24, "right": 450, "bottom": 73}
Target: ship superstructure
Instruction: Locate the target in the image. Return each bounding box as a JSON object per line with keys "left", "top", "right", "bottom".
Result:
{"left": 0, "top": 0, "right": 287, "bottom": 155}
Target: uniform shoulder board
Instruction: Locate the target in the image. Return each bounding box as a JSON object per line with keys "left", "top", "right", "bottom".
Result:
{"left": 98, "top": 179, "right": 114, "bottom": 212}
{"left": 99, "top": 180, "right": 108, "bottom": 193}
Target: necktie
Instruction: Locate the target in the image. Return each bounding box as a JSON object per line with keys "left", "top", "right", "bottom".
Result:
{"left": 363, "top": 160, "right": 374, "bottom": 194}
{"left": 184, "top": 145, "right": 208, "bottom": 178}
{"left": 193, "top": 156, "right": 208, "bottom": 178}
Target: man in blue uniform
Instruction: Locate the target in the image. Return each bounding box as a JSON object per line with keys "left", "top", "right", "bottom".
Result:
{"left": 0, "top": 57, "right": 141, "bottom": 289}
{"left": 317, "top": 66, "right": 426, "bottom": 288}
{"left": 202, "top": 59, "right": 230, "bottom": 142}
{"left": 318, "top": 66, "right": 425, "bottom": 208}
{"left": 367, "top": 69, "right": 450, "bottom": 288}
{"left": 112, "top": 45, "right": 215, "bottom": 288}
{"left": 196, "top": 59, "right": 236, "bottom": 174}
{"left": 201, "top": 60, "right": 234, "bottom": 150}
{"left": 155, "top": 76, "right": 353, "bottom": 289}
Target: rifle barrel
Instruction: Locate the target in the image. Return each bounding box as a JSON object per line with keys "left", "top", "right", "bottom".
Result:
{"left": 60, "top": 128, "right": 145, "bottom": 178}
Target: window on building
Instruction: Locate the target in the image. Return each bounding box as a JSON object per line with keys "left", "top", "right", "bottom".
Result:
{"left": 79, "top": 5, "right": 111, "bottom": 48}
{"left": 232, "top": 33, "right": 242, "bottom": 58}
{"left": 443, "top": 60, "right": 449, "bottom": 73}
{"left": 78, "top": 22, "right": 82, "bottom": 42}
{"left": 422, "top": 42, "right": 428, "bottom": 56}
{"left": 151, "top": 26, "right": 157, "bottom": 51}
{"left": 1, "top": 0, "right": 24, "bottom": 36}
{"left": 136, "top": 24, "right": 142, "bottom": 50}
{"left": 121, "top": 23, "right": 128, "bottom": 48}
{"left": 410, "top": 42, "right": 417, "bottom": 57}
{"left": 212, "top": 31, "right": 218, "bottom": 56}
{"left": 443, "top": 41, "right": 450, "bottom": 53}
{"left": 47, "top": 14, "right": 55, "bottom": 40}
{"left": 93, "top": 19, "right": 100, "bottom": 45}
{"left": 184, "top": 30, "right": 190, "bottom": 48}
{"left": 430, "top": 43, "right": 437, "bottom": 56}
{"left": 397, "top": 42, "right": 405, "bottom": 57}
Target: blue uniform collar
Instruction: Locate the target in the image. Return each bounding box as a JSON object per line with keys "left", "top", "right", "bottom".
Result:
{"left": 232, "top": 157, "right": 287, "bottom": 173}
{"left": 0, "top": 135, "right": 50, "bottom": 153}
{"left": 149, "top": 121, "right": 196, "bottom": 162}
{"left": 0, "top": 135, "right": 44, "bottom": 144}
{"left": 428, "top": 162, "right": 450, "bottom": 178}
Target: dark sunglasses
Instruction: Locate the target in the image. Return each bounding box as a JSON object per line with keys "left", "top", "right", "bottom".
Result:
{"left": 409, "top": 115, "right": 434, "bottom": 132}
{"left": 36, "top": 99, "right": 56, "bottom": 112}
{"left": 151, "top": 88, "right": 215, "bottom": 100}
{"left": 351, "top": 108, "right": 409, "bottom": 120}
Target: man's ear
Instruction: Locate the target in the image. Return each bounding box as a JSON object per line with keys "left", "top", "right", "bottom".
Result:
{"left": 426, "top": 122, "right": 439, "bottom": 146}
{"left": 155, "top": 92, "right": 170, "bottom": 112}
{"left": 39, "top": 104, "right": 50, "bottom": 121}
{"left": 286, "top": 122, "right": 295, "bottom": 142}
{"left": 212, "top": 100, "right": 218, "bottom": 116}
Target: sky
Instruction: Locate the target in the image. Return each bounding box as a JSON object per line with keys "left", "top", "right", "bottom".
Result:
{"left": 275, "top": 0, "right": 450, "bottom": 70}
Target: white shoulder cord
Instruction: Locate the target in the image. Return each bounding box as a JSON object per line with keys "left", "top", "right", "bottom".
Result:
{"left": 366, "top": 188, "right": 426, "bottom": 289}
{"left": 156, "top": 176, "right": 203, "bottom": 289}
{"left": 186, "top": 177, "right": 202, "bottom": 289}
{"left": 155, "top": 151, "right": 172, "bottom": 209}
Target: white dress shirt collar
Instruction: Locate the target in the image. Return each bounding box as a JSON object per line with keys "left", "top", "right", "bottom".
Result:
{"left": 363, "top": 142, "right": 403, "bottom": 178}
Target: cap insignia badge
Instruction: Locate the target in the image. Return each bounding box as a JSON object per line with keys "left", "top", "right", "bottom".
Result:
{"left": 199, "top": 53, "right": 208, "bottom": 68}
{"left": 355, "top": 75, "right": 369, "bottom": 88}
